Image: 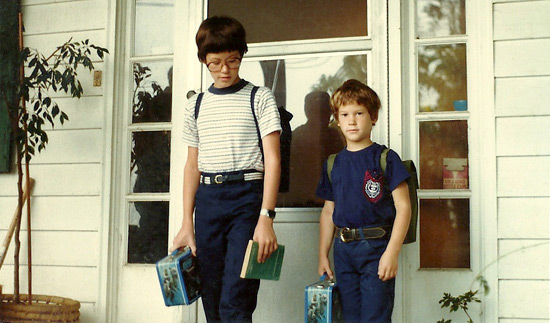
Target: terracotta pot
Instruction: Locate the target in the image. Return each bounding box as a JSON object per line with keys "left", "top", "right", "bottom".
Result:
{"left": 0, "top": 294, "right": 80, "bottom": 323}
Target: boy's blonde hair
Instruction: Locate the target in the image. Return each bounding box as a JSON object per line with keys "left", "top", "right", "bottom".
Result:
{"left": 330, "top": 79, "right": 381, "bottom": 122}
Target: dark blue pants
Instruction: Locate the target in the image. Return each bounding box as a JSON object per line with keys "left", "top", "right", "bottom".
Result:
{"left": 195, "top": 178, "right": 263, "bottom": 323}
{"left": 333, "top": 238, "right": 395, "bottom": 323}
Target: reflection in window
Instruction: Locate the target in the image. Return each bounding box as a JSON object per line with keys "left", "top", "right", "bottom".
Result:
{"left": 208, "top": 0, "right": 367, "bottom": 43}
{"left": 416, "top": 0, "right": 466, "bottom": 38}
{"left": 132, "top": 61, "right": 173, "bottom": 123}
{"left": 420, "top": 199, "right": 470, "bottom": 268}
{"left": 241, "top": 54, "right": 367, "bottom": 207}
{"left": 134, "top": 0, "right": 174, "bottom": 56}
{"left": 131, "top": 131, "right": 171, "bottom": 193}
{"left": 418, "top": 44, "right": 467, "bottom": 112}
{"left": 419, "top": 120, "right": 468, "bottom": 190}
{"left": 128, "top": 201, "right": 169, "bottom": 263}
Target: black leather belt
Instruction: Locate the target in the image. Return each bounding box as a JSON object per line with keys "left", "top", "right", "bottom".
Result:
{"left": 336, "top": 226, "right": 392, "bottom": 242}
{"left": 200, "top": 171, "right": 263, "bottom": 185}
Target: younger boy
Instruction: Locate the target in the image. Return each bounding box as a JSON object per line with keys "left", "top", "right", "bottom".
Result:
{"left": 170, "top": 16, "right": 281, "bottom": 323}
{"left": 316, "top": 79, "right": 411, "bottom": 322}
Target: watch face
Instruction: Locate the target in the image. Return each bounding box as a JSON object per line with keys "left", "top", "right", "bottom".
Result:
{"left": 261, "top": 209, "right": 276, "bottom": 219}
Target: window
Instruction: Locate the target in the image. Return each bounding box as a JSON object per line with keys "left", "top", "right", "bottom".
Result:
{"left": 209, "top": 0, "right": 374, "bottom": 208}
{"left": 208, "top": 0, "right": 368, "bottom": 43}
{"left": 240, "top": 54, "right": 369, "bottom": 207}
{"left": 126, "top": 0, "right": 174, "bottom": 264}
{"left": 412, "top": 0, "right": 470, "bottom": 269}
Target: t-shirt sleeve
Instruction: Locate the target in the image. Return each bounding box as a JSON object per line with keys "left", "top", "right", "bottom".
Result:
{"left": 256, "top": 87, "right": 281, "bottom": 138}
{"left": 182, "top": 94, "right": 199, "bottom": 147}
{"left": 386, "top": 149, "right": 410, "bottom": 191}
{"left": 315, "top": 160, "right": 334, "bottom": 201}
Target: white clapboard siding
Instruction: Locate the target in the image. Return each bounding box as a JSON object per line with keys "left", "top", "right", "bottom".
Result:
{"left": 24, "top": 28, "right": 107, "bottom": 54}
{"left": 496, "top": 116, "right": 550, "bottom": 156}
{"left": 498, "top": 240, "right": 549, "bottom": 280}
{"left": 39, "top": 96, "right": 105, "bottom": 130}
{"left": 0, "top": 164, "right": 101, "bottom": 196}
{"left": 493, "top": 1, "right": 550, "bottom": 322}
{"left": 0, "top": 196, "right": 100, "bottom": 231}
{"left": 29, "top": 129, "right": 103, "bottom": 165}
{"left": 22, "top": 1, "right": 107, "bottom": 36}
{"left": 494, "top": 39, "right": 550, "bottom": 77}
{"left": 0, "top": 265, "right": 98, "bottom": 303}
{"left": 497, "top": 156, "right": 550, "bottom": 197}
{"left": 1, "top": 231, "right": 99, "bottom": 267}
{"left": 498, "top": 197, "right": 550, "bottom": 239}
{"left": 494, "top": 1, "right": 550, "bottom": 40}
{"left": 495, "top": 76, "right": 550, "bottom": 117}
{"left": 499, "top": 280, "right": 550, "bottom": 319}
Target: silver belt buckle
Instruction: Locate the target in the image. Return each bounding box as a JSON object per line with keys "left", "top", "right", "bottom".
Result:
{"left": 214, "top": 174, "right": 224, "bottom": 184}
{"left": 339, "top": 227, "right": 352, "bottom": 243}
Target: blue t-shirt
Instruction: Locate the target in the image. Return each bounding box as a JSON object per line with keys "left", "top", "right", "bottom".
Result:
{"left": 315, "top": 143, "right": 410, "bottom": 228}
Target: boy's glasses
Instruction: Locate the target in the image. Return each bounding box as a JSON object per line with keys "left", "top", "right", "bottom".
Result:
{"left": 206, "top": 58, "right": 242, "bottom": 72}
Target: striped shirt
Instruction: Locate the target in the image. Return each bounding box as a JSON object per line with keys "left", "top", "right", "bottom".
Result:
{"left": 183, "top": 79, "right": 281, "bottom": 173}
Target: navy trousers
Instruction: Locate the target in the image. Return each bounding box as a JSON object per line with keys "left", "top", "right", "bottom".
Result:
{"left": 195, "top": 178, "right": 263, "bottom": 323}
{"left": 333, "top": 238, "right": 395, "bottom": 323}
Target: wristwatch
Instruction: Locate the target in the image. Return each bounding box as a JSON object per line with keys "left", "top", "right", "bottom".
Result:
{"left": 260, "top": 208, "right": 276, "bottom": 219}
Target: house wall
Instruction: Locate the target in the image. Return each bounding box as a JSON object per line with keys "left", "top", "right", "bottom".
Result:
{"left": 493, "top": 0, "right": 550, "bottom": 321}
{"left": 0, "top": 0, "right": 110, "bottom": 322}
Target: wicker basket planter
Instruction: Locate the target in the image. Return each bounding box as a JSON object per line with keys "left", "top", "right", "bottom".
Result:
{"left": 0, "top": 294, "right": 80, "bottom": 323}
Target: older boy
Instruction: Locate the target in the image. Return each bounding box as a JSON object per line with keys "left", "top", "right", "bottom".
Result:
{"left": 170, "top": 16, "right": 281, "bottom": 323}
{"left": 316, "top": 79, "right": 411, "bottom": 322}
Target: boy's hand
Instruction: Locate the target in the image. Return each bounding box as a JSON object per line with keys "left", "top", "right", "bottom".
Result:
{"left": 169, "top": 226, "right": 197, "bottom": 256}
{"left": 253, "top": 215, "right": 278, "bottom": 263}
{"left": 378, "top": 249, "right": 399, "bottom": 281}
{"left": 318, "top": 257, "right": 334, "bottom": 280}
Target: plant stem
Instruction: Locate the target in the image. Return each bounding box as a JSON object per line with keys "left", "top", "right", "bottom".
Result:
{"left": 19, "top": 10, "right": 33, "bottom": 303}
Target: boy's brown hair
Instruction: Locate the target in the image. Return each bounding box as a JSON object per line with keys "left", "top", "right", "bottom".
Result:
{"left": 330, "top": 79, "right": 381, "bottom": 122}
{"left": 196, "top": 16, "right": 248, "bottom": 62}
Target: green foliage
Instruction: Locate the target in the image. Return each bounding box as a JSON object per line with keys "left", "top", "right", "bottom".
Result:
{"left": 2, "top": 38, "right": 109, "bottom": 161}
{"left": 438, "top": 290, "right": 481, "bottom": 323}
{"left": 0, "top": 37, "right": 108, "bottom": 301}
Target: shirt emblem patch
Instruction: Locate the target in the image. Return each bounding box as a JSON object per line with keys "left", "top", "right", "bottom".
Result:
{"left": 363, "top": 170, "right": 383, "bottom": 203}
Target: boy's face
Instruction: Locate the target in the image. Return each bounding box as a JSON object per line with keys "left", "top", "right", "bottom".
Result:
{"left": 337, "top": 102, "right": 377, "bottom": 151}
{"left": 205, "top": 50, "right": 242, "bottom": 89}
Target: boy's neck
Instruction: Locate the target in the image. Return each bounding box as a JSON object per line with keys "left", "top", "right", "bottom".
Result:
{"left": 346, "top": 139, "right": 374, "bottom": 152}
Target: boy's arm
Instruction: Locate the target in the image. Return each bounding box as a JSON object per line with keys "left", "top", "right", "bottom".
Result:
{"left": 170, "top": 146, "right": 200, "bottom": 255}
{"left": 378, "top": 181, "right": 411, "bottom": 281}
{"left": 253, "top": 131, "right": 280, "bottom": 263}
{"left": 319, "top": 200, "right": 336, "bottom": 279}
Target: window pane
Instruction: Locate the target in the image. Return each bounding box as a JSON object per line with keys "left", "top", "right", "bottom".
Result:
{"left": 208, "top": 0, "right": 367, "bottom": 43}
{"left": 418, "top": 44, "right": 467, "bottom": 112}
{"left": 419, "top": 120, "right": 468, "bottom": 189}
{"left": 134, "top": 0, "right": 174, "bottom": 56}
{"left": 416, "top": 0, "right": 466, "bottom": 38}
{"left": 420, "top": 199, "right": 470, "bottom": 268}
{"left": 131, "top": 131, "right": 171, "bottom": 193}
{"left": 128, "top": 201, "right": 169, "bottom": 263}
{"left": 132, "top": 61, "right": 173, "bottom": 123}
{"left": 241, "top": 55, "right": 366, "bottom": 207}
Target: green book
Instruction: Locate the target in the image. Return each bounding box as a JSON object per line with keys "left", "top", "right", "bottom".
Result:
{"left": 240, "top": 240, "right": 285, "bottom": 281}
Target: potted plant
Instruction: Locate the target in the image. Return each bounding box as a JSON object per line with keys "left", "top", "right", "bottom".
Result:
{"left": 0, "top": 6, "right": 108, "bottom": 322}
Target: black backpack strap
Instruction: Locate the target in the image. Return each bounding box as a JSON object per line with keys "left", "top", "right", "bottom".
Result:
{"left": 194, "top": 92, "right": 205, "bottom": 119}
{"left": 249, "top": 86, "right": 262, "bottom": 155}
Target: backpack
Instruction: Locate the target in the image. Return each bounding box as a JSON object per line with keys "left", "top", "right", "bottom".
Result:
{"left": 326, "top": 148, "right": 419, "bottom": 244}
{"left": 194, "top": 86, "right": 293, "bottom": 192}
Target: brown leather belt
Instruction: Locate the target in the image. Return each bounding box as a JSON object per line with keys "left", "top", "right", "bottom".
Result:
{"left": 336, "top": 226, "right": 392, "bottom": 242}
